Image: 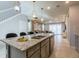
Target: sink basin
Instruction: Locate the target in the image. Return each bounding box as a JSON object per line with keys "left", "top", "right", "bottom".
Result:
{"left": 31, "top": 35, "right": 45, "bottom": 39}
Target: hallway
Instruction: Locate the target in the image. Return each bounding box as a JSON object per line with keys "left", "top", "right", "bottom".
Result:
{"left": 50, "top": 35, "right": 79, "bottom": 58}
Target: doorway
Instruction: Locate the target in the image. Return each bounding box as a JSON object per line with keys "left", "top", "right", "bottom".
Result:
{"left": 49, "top": 23, "right": 63, "bottom": 35}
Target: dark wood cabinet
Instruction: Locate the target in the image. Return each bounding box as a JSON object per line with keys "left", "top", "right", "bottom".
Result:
{"left": 27, "top": 43, "right": 41, "bottom": 58}
{"left": 41, "top": 43, "right": 49, "bottom": 58}
{"left": 75, "top": 34, "right": 79, "bottom": 52}
{"left": 29, "top": 50, "right": 40, "bottom": 58}
{"left": 41, "top": 38, "right": 49, "bottom": 58}
{"left": 49, "top": 36, "right": 54, "bottom": 54}
{"left": 6, "top": 34, "right": 54, "bottom": 58}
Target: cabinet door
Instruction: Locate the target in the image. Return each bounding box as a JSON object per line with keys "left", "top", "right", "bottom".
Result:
{"left": 30, "top": 50, "right": 40, "bottom": 58}
{"left": 45, "top": 42, "right": 49, "bottom": 57}
{"left": 41, "top": 45, "right": 46, "bottom": 58}
{"left": 27, "top": 43, "right": 40, "bottom": 58}
{"left": 75, "top": 35, "right": 78, "bottom": 51}
{"left": 77, "top": 35, "right": 79, "bottom": 52}
{"left": 41, "top": 42, "right": 49, "bottom": 58}
{"left": 49, "top": 36, "right": 54, "bottom": 54}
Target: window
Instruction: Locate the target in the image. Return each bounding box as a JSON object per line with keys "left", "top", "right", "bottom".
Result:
{"left": 49, "top": 23, "right": 62, "bottom": 35}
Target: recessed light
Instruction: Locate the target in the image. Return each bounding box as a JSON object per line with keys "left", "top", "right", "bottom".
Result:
{"left": 47, "top": 6, "right": 51, "bottom": 10}
{"left": 65, "top": 1, "right": 69, "bottom": 4}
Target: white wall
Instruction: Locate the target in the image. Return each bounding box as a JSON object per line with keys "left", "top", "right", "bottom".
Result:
{"left": 0, "top": 1, "right": 28, "bottom": 39}
{"left": 18, "top": 14, "right": 28, "bottom": 33}
{"left": 68, "top": 5, "right": 79, "bottom": 48}
{"left": 0, "top": 1, "right": 20, "bottom": 58}
{"left": 0, "top": 14, "right": 28, "bottom": 39}
{"left": 0, "top": 1, "right": 20, "bottom": 10}
{"left": 0, "top": 2, "right": 28, "bottom": 58}
{"left": 0, "top": 1, "right": 20, "bottom": 21}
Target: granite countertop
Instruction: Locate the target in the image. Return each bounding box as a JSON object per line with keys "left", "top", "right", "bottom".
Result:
{"left": 0, "top": 33, "right": 53, "bottom": 51}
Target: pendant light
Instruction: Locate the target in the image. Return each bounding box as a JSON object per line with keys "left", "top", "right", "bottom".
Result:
{"left": 14, "top": 6, "right": 20, "bottom": 12}
{"left": 14, "top": 1, "right": 20, "bottom": 12}
{"left": 32, "top": 1, "right": 36, "bottom": 19}
{"left": 41, "top": 8, "right": 44, "bottom": 21}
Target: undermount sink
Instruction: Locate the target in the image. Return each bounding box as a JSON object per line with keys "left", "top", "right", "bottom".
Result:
{"left": 31, "top": 35, "right": 45, "bottom": 39}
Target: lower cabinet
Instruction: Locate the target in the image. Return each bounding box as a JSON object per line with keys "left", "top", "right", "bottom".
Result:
{"left": 75, "top": 34, "right": 79, "bottom": 52}
{"left": 46, "top": 42, "right": 50, "bottom": 57}
{"left": 9, "top": 35, "right": 54, "bottom": 58}
{"left": 29, "top": 50, "right": 40, "bottom": 58}
{"left": 49, "top": 36, "right": 54, "bottom": 54}
{"left": 41, "top": 39, "right": 50, "bottom": 58}
{"left": 27, "top": 36, "right": 54, "bottom": 58}
{"left": 77, "top": 38, "right": 79, "bottom": 52}
{"left": 27, "top": 43, "right": 41, "bottom": 58}
{"left": 75, "top": 35, "right": 78, "bottom": 51}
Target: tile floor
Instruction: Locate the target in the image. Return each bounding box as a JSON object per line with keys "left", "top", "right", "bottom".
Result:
{"left": 50, "top": 35, "right": 79, "bottom": 58}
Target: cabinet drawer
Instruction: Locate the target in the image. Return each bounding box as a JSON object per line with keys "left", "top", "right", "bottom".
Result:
{"left": 27, "top": 43, "right": 40, "bottom": 57}
{"left": 41, "top": 38, "right": 49, "bottom": 47}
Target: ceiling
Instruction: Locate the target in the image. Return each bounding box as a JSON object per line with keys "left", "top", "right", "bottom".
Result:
{"left": 36, "top": 1, "right": 68, "bottom": 17}
{"left": 20, "top": 1, "right": 69, "bottom": 21}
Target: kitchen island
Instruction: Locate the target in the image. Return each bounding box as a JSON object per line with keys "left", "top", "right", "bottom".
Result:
{"left": 0, "top": 33, "right": 54, "bottom": 58}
